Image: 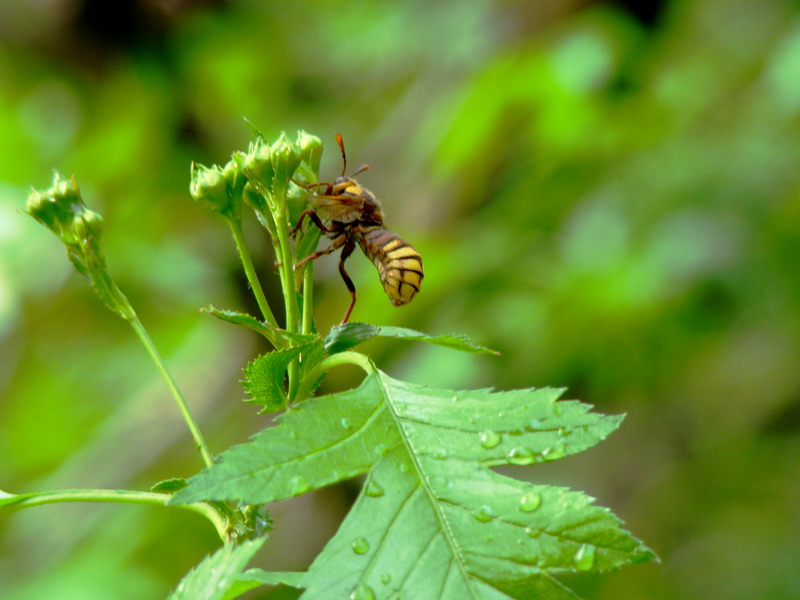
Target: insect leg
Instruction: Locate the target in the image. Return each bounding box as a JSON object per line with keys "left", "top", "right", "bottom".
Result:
{"left": 338, "top": 238, "right": 357, "bottom": 324}
{"left": 290, "top": 209, "right": 331, "bottom": 238}
{"left": 295, "top": 233, "right": 346, "bottom": 268}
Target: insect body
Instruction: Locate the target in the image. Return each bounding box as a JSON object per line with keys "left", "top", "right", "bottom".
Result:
{"left": 293, "top": 134, "right": 424, "bottom": 324}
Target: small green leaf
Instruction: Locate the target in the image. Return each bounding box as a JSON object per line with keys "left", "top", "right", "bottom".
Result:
{"left": 219, "top": 570, "right": 305, "bottom": 600}
{"left": 324, "top": 323, "right": 380, "bottom": 354}
{"left": 202, "top": 305, "right": 315, "bottom": 347}
{"left": 242, "top": 338, "right": 325, "bottom": 412}
{"left": 324, "top": 323, "right": 499, "bottom": 355}
{"left": 150, "top": 478, "right": 188, "bottom": 493}
{"left": 168, "top": 538, "right": 265, "bottom": 600}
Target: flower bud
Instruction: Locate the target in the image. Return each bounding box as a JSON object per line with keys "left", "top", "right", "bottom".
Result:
{"left": 295, "top": 130, "right": 322, "bottom": 175}
{"left": 26, "top": 172, "right": 84, "bottom": 245}
{"left": 242, "top": 138, "right": 274, "bottom": 189}
{"left": 190, "top": 162, "right": 239, "bottom": 219}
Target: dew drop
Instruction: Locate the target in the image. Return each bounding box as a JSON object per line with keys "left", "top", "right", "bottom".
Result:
{"left": 399, "top": 462, "right": 409, "bottom": 473}
{"left": 525, "top": 526, "right": 541, "bottom": 538}
{"left": 508, "top": 447, "right": 536, "bottom": 465}
{"left": 469, "top": 415, "right": 479, "bottom": 425}
{"left": 508, "top": 429, "right": 523, "bottom": 436}
{"left": 472, "top": 505, "right": 495, "bottom": 523}
{"left": 542, "top": 442, "right": 566, "bottom": 461}
{"left": 574, "top": 544, "right": 596, "bottom": 571}
{"left": 479, "top": 430, "right": 502, "bottom": 449}
{"left": 558, "top": 426, "right": 571, "bottom": 437}
{"left": 288, "top": 475, "right": 310, "bottom": 495}
{"left": 445, "top": 478, "right": 455, "bottom": 489}
{"left": 431, "top": 448, "right": 448, "bottom": 460}
{"left": 349, "top": 584, "right": 376, "bottom": 600}
{"left": 519, "top": 491, "right": 542, "bottom": 512}
{"left": 374, "top": 443, "right": 388, "bottom": 455}
{"left": 380, "top": 573, "right": 392, "bottom": 585}
{"left": 365, "top": 479, "right": 385, "bottom": 497}
{"left": 352, "top": 537, "right": 370, "bottom": 554}
{"left": 525, "top": 418, "right": 543, "bottom": 431}
{"left": 340, "top": 418, "right": 352, "bottom": 430}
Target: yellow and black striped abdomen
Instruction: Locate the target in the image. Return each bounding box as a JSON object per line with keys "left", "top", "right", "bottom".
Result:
{"left": 357, "top": 226, "right": 423, "bottom": 306}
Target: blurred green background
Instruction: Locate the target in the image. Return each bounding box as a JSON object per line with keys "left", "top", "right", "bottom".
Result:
{"left": 2, "top": 0, "right": 799, "bottom": 598}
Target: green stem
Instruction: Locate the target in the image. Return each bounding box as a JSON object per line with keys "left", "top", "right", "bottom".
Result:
{"left": 3, "top": 489, "right": 227, "bottom": 539}
{"left": 129, "top": 317, "right": 215, "bottom": 468}
{"left": 228, "top": 219, "right": 280, "bottom": 333}
{"left": 294, "top": 351, "right": 374, "bottom": 402}
{"left": 302, "top": 263, "right": 314, "bottom": 335}
{"left": 273, "top": 206, "right": 301, "bottom": 403}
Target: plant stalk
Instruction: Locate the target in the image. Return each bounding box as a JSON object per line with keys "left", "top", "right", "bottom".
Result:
{"left": 294, "top": 351, "right": 373, "bottom": 402}
{"left": 3, "top": 489, "right": 227, "bottom": 539}
{"left": 129, "top": 317, "right": 215, "bottom": 468}
{"left": 228, "top": 219, "right": 280, "bottom": 333}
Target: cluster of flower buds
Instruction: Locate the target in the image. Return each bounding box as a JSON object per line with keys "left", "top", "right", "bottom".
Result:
{"left": 26, "top": 172, "right": 135, "bottom": 320}
{"left": 190, "top": 130, "right": 322, "bottom": 226}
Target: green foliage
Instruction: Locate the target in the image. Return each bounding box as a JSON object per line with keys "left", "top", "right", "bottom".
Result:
{"left": 172, "top": 363, "right": 653, "bottom": 597}
{"left": 167, "top": 539, "right": 265, "bottom": 600}
{"left": 324, "top": 322, "right": 500, "bottom": 355}
{"left": 13, "top": 126, "right": 654, "bottom": 598}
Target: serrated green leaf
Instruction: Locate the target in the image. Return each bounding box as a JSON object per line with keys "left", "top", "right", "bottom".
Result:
{"left": 324, "top": 323, "right": 499, "bottom": 355}
{"left": 324, "top": 322, "right": 380, "bottom": 353}
{"left": 242, "top": 338, "right": 325, "bottom": 412}
{"left": 150, "top": 478, "right": 188, "bottom": 493}
{"left": 203, "top": 305, "right": 316, "bottom": 347}
{"left": 167, "top": 538, "right": 265, "bottom": 600}
{"left": 220, "top": 570, "right": 305, "bottom": 600}
{"left": 171, "top": 368, "right": 655, "bottom": 597}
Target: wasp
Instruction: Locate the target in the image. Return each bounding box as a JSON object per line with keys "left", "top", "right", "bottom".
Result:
{"left": 292, "top": 134, "right": 424, "bottom": 324}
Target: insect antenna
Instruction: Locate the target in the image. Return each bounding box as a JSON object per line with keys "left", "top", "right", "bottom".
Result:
{"left": 335, "top": 133, "right": 369, "bottom": 178}
{"left": 335, "top": 133, "right": 347, "bottom": 176}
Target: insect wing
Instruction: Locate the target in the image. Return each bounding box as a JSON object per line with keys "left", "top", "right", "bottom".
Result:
{"left": 305, "top": 193, "right": 364, "bottom": 223}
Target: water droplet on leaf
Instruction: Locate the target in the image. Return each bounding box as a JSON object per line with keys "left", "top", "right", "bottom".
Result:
{"left": 542, "top": 442, "right": 566, "bottom": 461}
{"left": 519, "top": 491, "right": 542, "bottom": 512}
{"left": 365, "top": 479, "right": 385, "bottom": 497}
{"left": 349, "top": 584, "right": 376, "bottom": 600}
{"left": 574, "top": 544, "right": 596, "bottom": 571}
{"left": 352, "top": 537, "right": 370, "bottom": 554}
{"left": 508, "top": 447, "right": 536, "bottom": 465}
{"left": 526, "top": 418, "right": 543, "bottom": 431}
{"left": 472, "top": 505, "right": 495, "bottom": 522}
{"left": 340, "top": 418, "right": 352, "bottom": 430}
{"left": 525, "top": 527, "right": 541, "bottom": 538}
{"left": 431, "top": 449, "right": 448, "bottom": 460}
{"left": 558, "top": 426, "right": 571, "bottom": 437}
{"left": 380, "top": 573, "right": 392, "bottom": 585}
{"left": 479, "top": 430, "right": 502, "bottom": 449}
{"left": 288, "top": 475, "right": 310, "bottom": 495}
